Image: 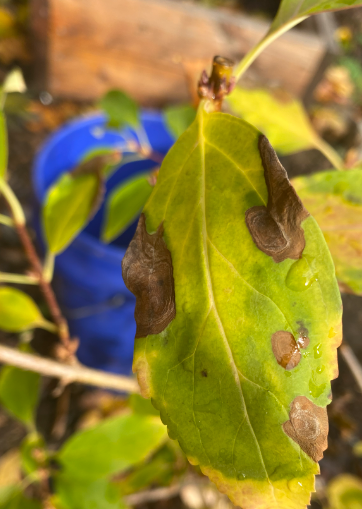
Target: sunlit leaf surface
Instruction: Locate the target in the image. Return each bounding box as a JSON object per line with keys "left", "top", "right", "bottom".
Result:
{"left": 293, "top": 169, "right": 362, "bottom": 295}
{"left": 127, "top": 106, "right": 342, "bottom": 509}
{"left": 227, "top": 88, "right": 318, "bottom": 155}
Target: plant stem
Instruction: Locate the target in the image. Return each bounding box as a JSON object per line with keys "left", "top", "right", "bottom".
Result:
{"left": 39, "top": 320, "right": 59, "bottom": 334}
{"left": 234, "top": 18, "right": 307, "bottom": 82}
{"left": 0, "top": 344, "right": 140, "bottom": 393}
{"left": 0, "top": 178, "right": 73, "bottom": 354}
{"left": 0, "top": 213, "right": 13, "bottom": 227}
{"left": 0, "top": 178, "right": 25, "bottom": 224}
{"left": 313, "top": 137, "right": 344, "bottom": 170}
{"left": 15, "top": 222, "right": 71, "bottom": 348}
{"left": 43, "top": 252, "right": 55, "bottom": 283}
{"left": 340, "top": 343, "right": 362, "bottom": 392}
{"left": 0, "top": 271, "right": 38, "bottom": 285}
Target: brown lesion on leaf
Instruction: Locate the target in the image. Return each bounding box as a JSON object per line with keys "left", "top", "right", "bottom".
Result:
{"left": 122, "top": 213, "right": 176, "bottom": 339}
{"left": 271, "top": 331, "right": 301, "bottom": 370}
{"left": 271, "top": 326, "right": 310, "bottom": 370}
{"left": 283, "top": 396, "right": 328, "bottom": 462}
{"left": 296, "top": 322, "right": 310, "bottom": 349}
{"left": 245, "top": 135, "right": 309, "bottom": 263}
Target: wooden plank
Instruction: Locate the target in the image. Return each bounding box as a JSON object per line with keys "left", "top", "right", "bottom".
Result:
{"left": 30, "top": 0, "right": 326, "bottom": 105}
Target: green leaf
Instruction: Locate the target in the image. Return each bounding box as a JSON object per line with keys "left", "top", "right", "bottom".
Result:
{"left": 129, "top": 393, "right": 159, "bottom": 417}
{"left": 292, "top": 168, "right": 362, "bottom": 295}
{"left": 42, "top": 171, "right": 102, "bottom": 254}
{"left": 0, "top": 362, "right": 40, "bottom": 425}
{"left": 55, "top": 475, "right": 126, "bottom": 509}
{"left": 227, "top": 87, "right": 342, "bottom": 167}
{"left": 227, "top": 87, "right": 318, "bottom": 155}
{"left": 271, "top": 0, "right": 362, "bottom": 34}
{"left": 327, "top": 474, "right": 362, "bottom": 509}
{"left": 20, "top": 433, "right": 46, "bottom": 475}
{"left": 0, "top": 287, "right": 48, "bottom": 332}
{"left": 99, "top": 90, "right": 139, "bottom": 130}
{"left": 164, "top": 104, "right": 197, "bottom": 139}
{"left": 0, "top": 112, "right": 7, "bottom": 178}
{"left": 128, "top": 106, "right": 342, "bottom": 509}
{"left": 0, "top": 492, "right": 41, "bottom": 509}
{"left": 57, "top": 412, "right": 167, "bottom": 481}
{"left": 102, "top": 173, "right": 153, "bottom": 243}
{"left": 235, "top": 0, "right": 362, "bottom": 80}
{"left": 117, "top": 445, "right": 178, "bottom": 495}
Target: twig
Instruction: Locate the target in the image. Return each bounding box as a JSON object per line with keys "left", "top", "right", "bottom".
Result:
{"left": 0, "top": 344, "right": 139, "bottom": 393}
{"left": 15, "top": 223, "right": 71, "bottom": 349}
{"left": 0, "top": 179, "right": 73, "bottom": 355}
{"left": 0, "top": 213, "right": 13, "bottom": 227}
{"left": 0, "top": 272, "right": 38, "bottom": 285}
{"left": 340, "top": 343, "right": 362, "bottom": 392}
{"left": 125, "top": 484, "right": 181, "bottom": 506}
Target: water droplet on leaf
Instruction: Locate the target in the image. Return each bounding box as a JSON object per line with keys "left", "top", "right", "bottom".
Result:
{"left": 288, "top": 479, "right": 304, "bottom": 493}
{"left": 314, "top": 344, "right": 322, "bottom": 359}
{"left": 286, "top": 257, "right": 318, "bottom": 292}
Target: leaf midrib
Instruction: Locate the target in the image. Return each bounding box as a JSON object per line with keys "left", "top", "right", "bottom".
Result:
{"left": 198, "top": 110, "right": 277, "bottom": 503}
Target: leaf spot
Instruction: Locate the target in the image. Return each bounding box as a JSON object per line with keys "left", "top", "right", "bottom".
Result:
{"left": 245, "top": 135, "right": 309, "bottom": 263}
{"left": 201, "top": 369, "right": 208, "bottom": 377}
{"left": 271, "top": 331, "right": 301, "bottom": 370}
{"left": 282, "top": 396, "right": 328, "bottom": 462}
{"left": 122, "top": 214, "right": 176, "bottom": 338}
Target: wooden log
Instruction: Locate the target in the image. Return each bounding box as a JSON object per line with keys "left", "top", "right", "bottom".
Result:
{"left": 30, "top": 0, "right": 326, "bottom": 106}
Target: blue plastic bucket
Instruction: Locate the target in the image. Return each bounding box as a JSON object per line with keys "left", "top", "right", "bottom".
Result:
{"left": 33, "top": 111, "right": 174, "bottom": 375}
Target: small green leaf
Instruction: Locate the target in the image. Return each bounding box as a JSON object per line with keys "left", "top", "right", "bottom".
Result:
{"left": 99, "top": 90, "right": 139, "bottom": 130}
{"left": 327, "top": 474, "right": 362, "bottom": 509}
{"left": 0, "top": 112, "right": 7, "bottom": 178}
{"left": 20, "top": 433, "right": 46, "bottom": 475}
{"left": 55, "top": 475, "right": 126, "bottom": 509}
{"left": 42, "top": 171, "right": 102, "bottom": 254}
{"left": 127, "top": 106, "right": 342, "bottom": 509}
{"left": 57, "top": 413, "right": 167, "bottom": 481}
{"left": 164, "top": 104, "right": 196, "bottom": 139}
{"left": 0, "top": 363, "right": 40, "bottom": 425}
{"left": 292, "top": 168, "right": 362, "bottom": 295}
{"left": 102, "top": 173, "right": 153, "bottom": 243}
{"left": 0, "top": 287, "right": 47, "bottom": 332}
